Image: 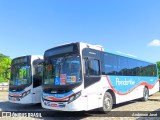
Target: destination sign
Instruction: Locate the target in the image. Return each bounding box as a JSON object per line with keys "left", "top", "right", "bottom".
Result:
{"left": 12, "top": 56, "right": 30, "bottom": 65}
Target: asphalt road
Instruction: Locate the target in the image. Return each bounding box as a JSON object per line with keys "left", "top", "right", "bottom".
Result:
{"left": 0, "top": 92, "right": 160, "bottom": 120}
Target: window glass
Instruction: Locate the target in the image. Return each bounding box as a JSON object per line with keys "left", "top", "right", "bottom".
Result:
{"left": 128, "top": 59, "right": 137, "bottom": 76}
{"left": 135, "top": 61, "right": 157, "bottom": 77}
{"left": 152, "top": 64, "right": 157, "bottom": 76}
{"left": 43, "top": 55, "right": 81, "bottom": 85}
{"left": 84, "top": 58, "right": 88, "bottom": 75}
{"left": 33, "top": 65, "right": 43, "bottom": 87}
{"left": 88, "top": 59, "right": 100, "bottom": 76}
{"left": 102, "top": 53, "right": 157, "bottom": 77}
{"left": 117, "top": 56, "right": 128, "bottom": 76}
{"left": 145, "top": 63, "right": 157, "bottom": 76}
{"left": 104, "top": 53, "right": 117, "bottom": 75}
{"left": 10, "top": 65, "right": 31, "bottom": 86}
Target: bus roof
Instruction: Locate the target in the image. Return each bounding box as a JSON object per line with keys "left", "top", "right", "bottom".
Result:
{"left": 103, "top": 48, "right": 156, "bottom": 64}
{"left": 45, "top": 42, "right": 156, "bottom": 64}
{"left": 12, "top": 55, "right": 43, "bottom": 60}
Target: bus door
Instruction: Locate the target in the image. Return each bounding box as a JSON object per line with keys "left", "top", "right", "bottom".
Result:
{"left": 32, "top": 63, "right": 43, "bottom": 103}
{"left": 83, "top": 57, "right": 101, "bottom": 110}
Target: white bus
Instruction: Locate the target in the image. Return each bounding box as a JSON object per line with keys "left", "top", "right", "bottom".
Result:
{"left": 8, "top": 55, "right": 43, "bottom": 104}
{"left": 41, "top": 42, "right": 159, "bottom": 112}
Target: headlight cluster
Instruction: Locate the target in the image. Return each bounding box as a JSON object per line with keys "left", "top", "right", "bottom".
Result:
{"left": 22, "top": 90, "right": 31, "bottom": 98}
{"left": 68, "top": 91, "right": 81, "bottom": 103}
{"left": 42, "top": 93, "right": 47, "bottom": 99}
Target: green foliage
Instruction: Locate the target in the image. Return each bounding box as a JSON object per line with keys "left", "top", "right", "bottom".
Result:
{"left": 156, "top": 61, "right": 160, "bottom": 79}
{"left": 0, "top": 54, "right": 12, "bottom": 82}
{"left": 0, "top": 77, "right": 8, "bottom": 82}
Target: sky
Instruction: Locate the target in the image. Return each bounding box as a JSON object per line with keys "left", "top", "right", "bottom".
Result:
{"left": 0, "top": 0, "right": 160, "bottom": 62}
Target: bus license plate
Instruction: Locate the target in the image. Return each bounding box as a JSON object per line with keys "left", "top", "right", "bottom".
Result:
{"left": 11, "top": 97, "right": 17, "bottom": 101}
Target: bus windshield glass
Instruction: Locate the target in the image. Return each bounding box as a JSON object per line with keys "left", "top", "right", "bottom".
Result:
{"left": 43, "top": 54, "right": 81, "bottom": 86}
{"left": 10, "top": 65, "right": 31, "bottom": 86}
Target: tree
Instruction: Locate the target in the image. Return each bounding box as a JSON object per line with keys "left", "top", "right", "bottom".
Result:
{"left": 156, "top": 61, "right": 160, "bottom": 79}
{"left": 0, "top": 54, "right": 12, "bottom": 82}
{"left": 156, "top": 61, "right": 160, "bottom": 92}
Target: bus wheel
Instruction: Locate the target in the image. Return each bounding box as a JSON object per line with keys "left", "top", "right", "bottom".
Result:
{"left": 142, "top": 87, "right": 149, "bottom": 101}
{"left": 100, "top": 92, "right": 113, "bottom": 113}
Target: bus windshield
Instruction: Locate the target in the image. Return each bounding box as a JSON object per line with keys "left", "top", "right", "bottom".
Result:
{"left": 10, "top": 65, "right": 31, "bottom": 86}
{"left": 43, "top": 54, "right": 81, "bottom": 86}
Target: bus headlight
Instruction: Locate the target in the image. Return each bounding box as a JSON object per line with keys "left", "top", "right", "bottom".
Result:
{"left": 22, "top": 92, "right": 26, "bottom": 97}
{"left": 75, "top": 91, "right": 81, "bottom": 99}
{"left": 26, "top": 90, "right": 30, "bottom": 95}
{"left": 68, "top": 91, "right": 81, "bottom": 103}
{"left": 69, "top": 95, "right": 75, "bottom": 103}
{"left": 22, "top": 90, "right": 30, "bottom": 98}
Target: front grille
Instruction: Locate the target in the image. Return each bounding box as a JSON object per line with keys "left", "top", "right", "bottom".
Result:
{"left": 42, "top": 97, "right": 68, "bottom": 102}
{"left": 9, "top": 87, "right": 23, "bottom": 92}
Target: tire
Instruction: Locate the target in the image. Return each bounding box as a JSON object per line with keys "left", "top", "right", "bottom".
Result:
{"left": 100, "top": 92, "right": 113, "bottom": 113}
{"left": 142, "top": 87, "right": 149, "bottom": 101}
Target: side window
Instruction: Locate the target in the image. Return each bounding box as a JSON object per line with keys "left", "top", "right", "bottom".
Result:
{"left": 141, "top": 62, "right": 148, "bottom": 76}
{"left": 153, "top": 64, "right": 157, "bottom": 76}
{"left": 137, "top": 61, "right": 148, "bottom": 76}
{"left": 33, "top": 65, "right": 43, "bottom": 88}
{"left": 104, "top": 53, "right": 117, "bottom": 75}
{"left": 83, "top": 58, "right": 89, "bottom": 75}
{"left": 88, "top": 59, "right": 100, "bottom": 76}
{"left": 83, "top": 57, "right": 101, "bottom": 88}
{"left": 128, "top": 59, "right": 137, "bottom": 76}
{"left": 144, "top": 63, "right": 157, "bottom": 76}
{"left": 117, "top": 56, "right": 128, "bottom": 76}
{"left": 137, "top": 61, "right": 142, "bottom": 76}
{"left": 152, "top": 64, "right": 157, "bottom": 76}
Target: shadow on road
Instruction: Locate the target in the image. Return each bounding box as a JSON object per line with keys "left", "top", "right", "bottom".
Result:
{"left": 0, "top": 101, "right": 43, "bottom": 111}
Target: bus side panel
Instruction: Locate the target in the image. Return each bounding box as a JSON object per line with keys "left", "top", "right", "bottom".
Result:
{"left": 32, "top": 86, "right": 42, "bottom": 103}
{"left": 98, "top": 76, "right": 115, "bottom": 108}
{"left": 84, "top": 79, "right": 101, "bottom": 110}
{"left": 104, "top": 76, "right": 159, "bottom": 104}
{"left": 98, "top": 76, "right": 142, "bottom": 105}
{"left": 127, "top": 85, "right": 143, "bottom": 101}
{"left": 149, "top": 80, "right": 159, "bottom": 95}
